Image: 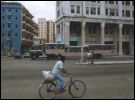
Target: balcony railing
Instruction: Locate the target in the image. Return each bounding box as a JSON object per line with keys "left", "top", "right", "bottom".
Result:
{"left": 22, "top": 38, "right": 33, "bottom": 42}
{"left": 6, "top": 28, "right": 12, "bottom": 31}
{"left": 6, "top": 12, "right": 12, "bottom": 15}
{"left": 7, "top": 19, "right": 12, "bottom": 23}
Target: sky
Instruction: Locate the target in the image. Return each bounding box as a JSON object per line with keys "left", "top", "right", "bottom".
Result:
{"left": 4, "top": 1, "right": 56, "bottom": 23}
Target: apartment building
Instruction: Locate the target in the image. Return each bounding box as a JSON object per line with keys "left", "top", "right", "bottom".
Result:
{"left": 38, "top": 18, "right": 47, "bottom": 45}
{"left": 47, "top": 20, "right": 55, "bottom": 43}
{"left": 38, "top": 18, "right": 55, "bottom": 44}
{"left": 1, "top": 2, "right": 38, "bottom": 55}
{"left": 56, "top": 1, "right": 134, "bottom": 56}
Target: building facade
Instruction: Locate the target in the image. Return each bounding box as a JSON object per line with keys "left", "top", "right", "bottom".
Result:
{"left": 38, "top": 18, "right": 47, "bottom": 45}
{"left": 32, "top": 21, "right": 40, "bottom": 46}
{"left": 47, "top": 20, "right": 55, "bottom": 43}
{"left": 56, "top": 1, "right": 134, "bottom": 56}
{"left": 1, "top": 2, "right": 38, "bottom": 55}
{"left": 38, "top": 18, "right": 55, "bottom": 44}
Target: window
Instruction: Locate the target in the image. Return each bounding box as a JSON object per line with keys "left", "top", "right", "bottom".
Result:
{"left": 110, "top": 9, "right": 115, "bottom": 16}
{"left": 98, "top": 8, "right": 100, "bottom": 15}
{"left": 116, "top": 1, "right": 118, "bottom": 5}
{"left": 3, "top": 9, "right": 5, "bottom": 12}
{"left": 8, "top": 15, "right": 11, "bottom": 19}
{"left": 122, "top": 1, "right": 125, "bottom": 5}
{"left": 76, "top": 6, "right": 80, "bottom": 14}
{"left": 8, "top": 33, "right": 11, "bottom": 37}
{"left": 132, "top": 1, "right": 134, "bottom": 6}
{"left": 3, "top": 24, "right": 5, "bottom": 28}
{"left": 15, "top": 33, "right": 17, "bottom": 37}
{"left": 8, "top": 23, "right": 11, "bottom": 28}
{"left": 57, "top": 10, "right": 60, "bottom": 17}
{"left": 125, "top": 1, "right": 130, "bottom": 5}
{"left": 122, "top": 10, "right": 125, "bottom": 17}
{"left": 116, "top": 9, "right": 119, "bottom": 16}
{"left": 105, "top": 1, "right": 108, "bottom": 4}
{"left": 126, "top": 10, "right": 130, "bottom": 17}
{"left": 15, "top": 24, "right": 18, "bottom": 28}
{"left": 2, "top": 33, "right": 4, "bottom": 36}
{"left": 8, "top": 9, "right": 11, "bottom": 12}
{"left": 109, "top": 1, "right": 114, "bottom": 4}
{"left": 71, "top": 5, "right": 75, "bottom": 13}
{"left": 57, "top": 1, "right": 60, "bottom": 6}
{"left": 91, "top": 7, "right": 96, "bottom": 15}
{"left": 86, "top": 7, "right": 89, "bottom": 14}
{"left": 16, "top": 9, "right": 18, "bottom": 12}
{"left": 106, "top": 9, "right": 108, "bottom": 15}
{"left": 15, "top": 16, "right": 18, "bottom": 20}
{"left": 2, "top": 16, "right": 4, "bottom": 19}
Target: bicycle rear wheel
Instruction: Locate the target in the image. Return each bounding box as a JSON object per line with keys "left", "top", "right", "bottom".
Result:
{"left": 69, "top": 80, "right": 86, "bottom": 98}
{"left": 39, "top": 82, "right": 56, "bottom": 99}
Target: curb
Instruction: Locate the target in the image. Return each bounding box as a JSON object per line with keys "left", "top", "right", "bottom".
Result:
{"left": 76, "top": 60, "right": 134, "bottom": 65}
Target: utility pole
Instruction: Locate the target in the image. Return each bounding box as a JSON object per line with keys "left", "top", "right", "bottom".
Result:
{"left": 81, "top": 1, "right": 85, "bottom": 63}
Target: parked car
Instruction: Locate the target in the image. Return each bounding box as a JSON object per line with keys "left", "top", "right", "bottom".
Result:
{"left": 23, "top": 52, "right": 30, "bottom": 58}
{"left": 14, "top": 53, "right": 22, "bottom": 59}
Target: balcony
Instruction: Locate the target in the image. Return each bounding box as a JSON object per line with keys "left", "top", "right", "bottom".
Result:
{"left": 105, "top": 34, "right": 114, "bottom": 41}
{"left": 7, "top": 19, "right": 12, "bottom": 23}
{"left": 22, "top": 38, "right": 33, "bottom": 42}
{"left": 6, "top": 12, "right": 12, "bottom": 15}
{"left": 122, "top": 35, "right": 130, "bottom": 41}
{"left": 6, "top": 28, "right": 12, "bottom": 31}
{"left": 6, "top": 37, "right": 12, "bottom": 40}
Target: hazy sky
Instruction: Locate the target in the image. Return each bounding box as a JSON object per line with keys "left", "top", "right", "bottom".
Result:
{"left": 4, "top": 1, "right": 56, "bottom": 23}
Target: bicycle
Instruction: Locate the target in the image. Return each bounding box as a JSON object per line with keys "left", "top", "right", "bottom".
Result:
{"left": 39, "top": 74, "right": 86, "bottom": 99}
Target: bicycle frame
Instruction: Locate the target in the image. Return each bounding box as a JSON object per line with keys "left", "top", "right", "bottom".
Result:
{"left": 63, "top": 76, "right": 73, "bottom": 89}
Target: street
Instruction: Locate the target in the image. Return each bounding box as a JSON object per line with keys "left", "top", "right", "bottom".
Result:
{"left": 1, "top": 57, "right": 134, "bottom": 99}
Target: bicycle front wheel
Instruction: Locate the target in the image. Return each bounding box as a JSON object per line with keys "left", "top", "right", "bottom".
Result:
{"left": 69, "top": 80, "right": 86, "bottom": 98}
{"left": 39, "top": 82, "right": 56, "bottom": 99}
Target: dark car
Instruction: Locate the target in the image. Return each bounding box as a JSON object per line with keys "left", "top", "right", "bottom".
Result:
{"left": 29, "top": 50, "right": 44, "bottom": 60}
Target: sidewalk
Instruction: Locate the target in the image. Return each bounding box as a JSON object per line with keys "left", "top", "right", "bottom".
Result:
{"left": 76, "top": 60, "right": 134, "bottom": 65}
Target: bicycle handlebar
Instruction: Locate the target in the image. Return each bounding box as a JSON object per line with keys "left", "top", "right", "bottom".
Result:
{"left": 64, "top": 73, "right": 73, "bottom": 81}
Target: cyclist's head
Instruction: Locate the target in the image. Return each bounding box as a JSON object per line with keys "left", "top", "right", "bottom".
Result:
{"left": 58, "top": 54, "right": 65, "bottom": 63}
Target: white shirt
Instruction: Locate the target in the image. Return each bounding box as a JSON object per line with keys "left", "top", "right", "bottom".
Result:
{"left": 52, "top": 60, "right": 63, "bottom": 74}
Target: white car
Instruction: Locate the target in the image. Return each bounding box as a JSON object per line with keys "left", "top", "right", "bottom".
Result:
{"left": 23, "top": 53, "right": 30, "bottom": 58}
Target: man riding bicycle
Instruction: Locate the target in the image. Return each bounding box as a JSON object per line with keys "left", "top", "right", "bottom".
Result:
{"left": 51, "top": 54, "right": 70, "bottom": 93}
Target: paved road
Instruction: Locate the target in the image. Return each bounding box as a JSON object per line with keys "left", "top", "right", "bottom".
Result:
{"left": 1, "top": 57, "right": 134, "bottom": 99}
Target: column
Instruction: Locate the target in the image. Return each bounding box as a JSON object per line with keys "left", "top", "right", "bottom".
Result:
{"left": 60, "top": 22, "right": 63, "bottom": 43}
{"left": 101, "top": 23, "right": 105, "bottom": 44}
{"left": 60, "top": 23, "right": 61, "bottom": 42}
{"left": 129, "top": 28, "right": 134, "bottom": 55}
{"left": 114, "top": 26, "right": 118, "bottom": 55}
{"left": 63, "top": 21, "right": 65, "bottom": 44}
{"left": 118, "top": 24, "right": 123, "bottom": 56}
{"left": 64, "top": 21, "right": 70, "bottom": 46}
{"left": 82, "top": 21, "right": 86, "bottom": 46}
